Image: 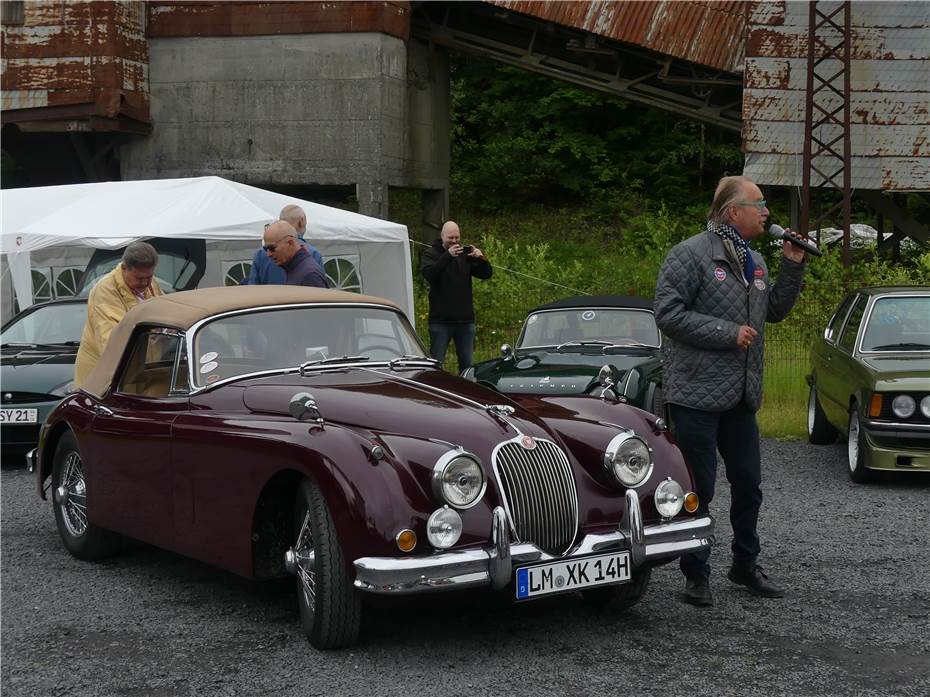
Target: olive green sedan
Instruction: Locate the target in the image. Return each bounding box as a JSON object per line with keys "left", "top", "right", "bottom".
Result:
{"left": 807, "top": 286, "right": 930, "bottom": 482}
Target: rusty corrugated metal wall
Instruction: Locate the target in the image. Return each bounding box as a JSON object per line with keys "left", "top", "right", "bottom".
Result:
{"left": 488, "top": 0, "right": 748, "bottom": 73}
{"left": 742, "top": 1, "right": 930, "bottom": 192}
{"left": 1, "top": 0, "right": 149, "bottom": 129}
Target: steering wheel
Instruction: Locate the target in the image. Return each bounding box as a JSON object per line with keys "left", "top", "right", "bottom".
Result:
{"left": 361, "top": 345, "right": 398, "bottom": 360}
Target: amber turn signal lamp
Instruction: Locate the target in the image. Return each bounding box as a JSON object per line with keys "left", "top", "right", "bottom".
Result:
{"left": 684, "top": 492, "right": 699, "bottom": 513}
{"left": 396, "top": 529, "right": 417, "bottom": 553}
{"left": 869, "top": 394, "right": 883, "bottom": 418}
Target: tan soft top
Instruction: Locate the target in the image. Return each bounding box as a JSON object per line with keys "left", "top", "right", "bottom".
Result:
{"left": 82, "top": 285, "right": 400, "bottom": 398}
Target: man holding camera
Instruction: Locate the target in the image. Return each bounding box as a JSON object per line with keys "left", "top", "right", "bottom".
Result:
{"left": 421, "top": 220, "right": 493, "bottom": 373}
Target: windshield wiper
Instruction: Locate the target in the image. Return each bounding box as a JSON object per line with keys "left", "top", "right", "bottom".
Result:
{"left": 299, "top": 355, "right": 370, "bottom": 375}
{"left": 603, "top": 342, "right": 655, "bottom": 352}
{"left": 555, "top": 340, "right": 612, "bottom": 353}
{"left": 388, "top": 355, "right": 440, "bottom": 370}
{"left": 869, "top": 342, "right": 930, "bottom": 351}
{"left": 1, "top": 341, "right": 63, "bottom": 349}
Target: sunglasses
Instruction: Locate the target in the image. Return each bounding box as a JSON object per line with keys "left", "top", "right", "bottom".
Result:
{"left": 262, "top": 235, "right": 295, "bottom": 253}
{"left": 734, "top": 199, "right": 767, "bottom": 210}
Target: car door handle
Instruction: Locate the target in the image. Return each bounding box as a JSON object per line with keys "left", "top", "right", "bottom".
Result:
{"left": 94, "top": 404, "right": 114, "bottom": 416}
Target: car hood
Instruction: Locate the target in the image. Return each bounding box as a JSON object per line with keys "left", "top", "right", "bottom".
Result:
{"left": 473, "top": 349, "right": 656, "bottom": 394}
{"left": 239, "top": 366, "right": 558, "bottom": 443}
{"left": 1, "top": 346, "right": 78, "bottom": 394}
{"left": 862, "top": 354, "right": 930, "bottom": 391}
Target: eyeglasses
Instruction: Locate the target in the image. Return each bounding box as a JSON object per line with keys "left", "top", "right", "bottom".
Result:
{"left": 734, "top": 199, "right": 767, "bottom": 210}
{"left": 262, "top": 235, "right": 295, "bottom": 253}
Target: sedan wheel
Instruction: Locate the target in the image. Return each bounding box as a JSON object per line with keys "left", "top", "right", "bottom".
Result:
{"left": 807, "top": 385, "right": 837, "bottom": 445}
{"left": 847, "top": 406, "right": 873, "bottom": 484}
{"left": 291, "top": 478, "right": 361, "bottom": 649}
{"left": 52, "top": 431, "right": 119, "bottom": 560}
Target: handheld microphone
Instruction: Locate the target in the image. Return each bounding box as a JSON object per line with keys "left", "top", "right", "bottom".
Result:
{"left": 769, "top": 224, "right": 823, "bottom": 257}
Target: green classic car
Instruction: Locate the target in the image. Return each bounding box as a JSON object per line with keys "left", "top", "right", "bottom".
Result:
{"left": 464, "top": 296, "right": 664, "bottom": 415}
{"left": 807, "top": 286, "right": 930, "bottom": 482}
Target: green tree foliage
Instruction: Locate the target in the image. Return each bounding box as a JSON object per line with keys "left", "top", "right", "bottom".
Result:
{"left": 450, "top": 56, "right": 742, "bottom": 213}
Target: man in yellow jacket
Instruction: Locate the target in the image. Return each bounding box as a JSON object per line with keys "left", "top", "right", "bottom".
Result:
{"left": 74, "top": 242, "right": 164, "bottom": 388}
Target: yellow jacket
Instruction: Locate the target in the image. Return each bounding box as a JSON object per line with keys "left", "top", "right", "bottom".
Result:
{"left": 74, "top": 266, "right": 164, "bottom": 388}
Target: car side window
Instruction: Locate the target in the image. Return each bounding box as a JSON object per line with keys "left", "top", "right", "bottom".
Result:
{"left": 117, "top": 329, "right": 183, "bottom": 398}
{"left": 825, "top": 294, "right": 855, "bottom": 344}
{"left": 837, "top": 296, "right": 866, "bottom": 354}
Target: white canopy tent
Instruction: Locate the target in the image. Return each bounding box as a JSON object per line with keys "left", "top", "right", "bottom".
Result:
{"left": 0, "top": 176, "right": 414, "bottom": 321}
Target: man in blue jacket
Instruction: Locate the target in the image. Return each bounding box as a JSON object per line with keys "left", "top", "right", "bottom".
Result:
{"left": 247, "top": 204, "right": 324, "bottom": 285}
{"left": 262, "top": 221, "right": 327, "bottom": 288}
{"left": 654, "top": 175, "right": 806, "bottom": 607}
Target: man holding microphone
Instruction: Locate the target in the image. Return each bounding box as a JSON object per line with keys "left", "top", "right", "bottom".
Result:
{"left": 654, "top": 175, "right": 808, "bottom": 607}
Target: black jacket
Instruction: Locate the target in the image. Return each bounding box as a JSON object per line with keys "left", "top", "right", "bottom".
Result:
{"left": 420, "top": 239, "right": 493, "bottom": 323}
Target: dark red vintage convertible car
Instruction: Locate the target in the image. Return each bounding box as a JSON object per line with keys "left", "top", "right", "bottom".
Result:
{"left": 33, "top": 286, "right": 713, "bottom": 649}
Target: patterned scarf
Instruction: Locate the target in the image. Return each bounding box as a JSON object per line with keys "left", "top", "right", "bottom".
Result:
{"left": 707, "top": 220, "right": 754, "bottom": 283}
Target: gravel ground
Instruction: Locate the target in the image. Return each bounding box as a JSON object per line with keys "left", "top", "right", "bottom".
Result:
{"left": 2, "top": 439, "right": 928, "bottom": 697}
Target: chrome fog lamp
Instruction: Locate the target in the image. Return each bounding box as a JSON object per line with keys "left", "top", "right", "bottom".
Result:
{"left": 891, "top": 395, "right": 916, "bottom": 419}
{"left": 432, "top": 451, "right": 486, "bottom": 509}
{"left": 427, "top": 506, "right": 463, "bottom": 549}
{"left": 604, "top": 432, "right": 654, "bottom": 488}
{"left": 654, "top": 478, "right": 685, "bottom": 519}
{"left": 921, "top": 396, "right": 930, "bottom": 419}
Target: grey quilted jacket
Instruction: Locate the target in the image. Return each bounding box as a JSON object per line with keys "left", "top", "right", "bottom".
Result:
{"left": 654, "top": 229, "right": 806, "bottom": 412}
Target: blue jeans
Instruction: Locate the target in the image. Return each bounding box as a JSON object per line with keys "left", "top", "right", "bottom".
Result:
{"left": 428, "top": 322, "right": 476, "bottom": 373}
{"left": 669, "top": 402, "right": 763, "bottom": 580}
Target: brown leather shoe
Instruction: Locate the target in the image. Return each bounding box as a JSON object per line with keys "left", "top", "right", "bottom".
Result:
{"left": 682, "top": 576, "right": 714, "bottom": 607}
{"left": 727, "top": 564, "right": 785, "bottom": 598}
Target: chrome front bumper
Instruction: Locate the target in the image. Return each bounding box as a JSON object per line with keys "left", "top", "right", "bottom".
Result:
{"left": 353, "top": 490, "right": 715, "bottom": 595}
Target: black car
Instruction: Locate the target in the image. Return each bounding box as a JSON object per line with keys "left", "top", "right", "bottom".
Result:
{"left": 465, "top": 296, "right": 664, "bottom": 415}
{"left": 1, "top": 298, "right": 87, "bottom": 455}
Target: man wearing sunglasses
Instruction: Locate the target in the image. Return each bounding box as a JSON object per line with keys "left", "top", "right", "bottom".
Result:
{"left": 246, "top": 204, "right": 324, "bottom": 285}
{"left": 261, "top": 221, "right": 327, "bottom": 288}
{"left": 654, "top": 175, "right": 807, "bottom": 608}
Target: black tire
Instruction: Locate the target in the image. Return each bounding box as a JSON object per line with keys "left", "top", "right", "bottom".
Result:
{"left": 807, "top": 384, "right": 838, "bottom": 445}
{"left": 847, "top": 406, "right": 873, "bottom": 484}
{"left": 581, "top": 568, "right": 652, "bottom": 611}
{"left": 52, "top": 431, "right": 120, "bottom": 560}
{"left": 650, "top": 385, "right": 665, "bottom": 419}
{"left": 293, "top": 478, "right": 362, "bottom": 649}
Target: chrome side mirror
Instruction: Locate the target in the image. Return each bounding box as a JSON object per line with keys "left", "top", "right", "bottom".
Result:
{"left": 289, "top": 392, "right": 323, "bottom": 428}
{"left": 598, "top": 364, "right": 626, "bottom": 404}
{"left": 500, "top": 344, "right": 513, "bottom": 360}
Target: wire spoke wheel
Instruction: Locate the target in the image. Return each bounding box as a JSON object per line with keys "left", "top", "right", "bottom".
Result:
{"left": 59, "top": 452, "right": 88, "bottom": 536}
{"left": 52, "top": 431, "right": 119, "bottom": 560}
{"left": 294, "top": 510, "right": 316, "bottom": 611}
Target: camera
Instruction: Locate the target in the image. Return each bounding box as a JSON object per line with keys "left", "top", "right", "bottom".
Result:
{"left": 461, "top": 245, "right": 473, "bottom": 255}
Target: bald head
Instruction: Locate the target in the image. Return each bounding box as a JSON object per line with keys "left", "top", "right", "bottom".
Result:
{"left": 280, "top": 204, "right": 307, "bottom": 236}
{"left": 263, "top": 220, "right": 300, "bottom": 266}
{"left": 440, "top": 220, "right": 461, "bottom": 249}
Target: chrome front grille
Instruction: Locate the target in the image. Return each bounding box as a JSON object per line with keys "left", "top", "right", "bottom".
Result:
{"left": 493, "top": 438, "right": 579, "bottom": 556}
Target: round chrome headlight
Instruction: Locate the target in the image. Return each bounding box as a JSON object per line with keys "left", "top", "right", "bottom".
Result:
{"left": 921, "top": 395, "right": 930, "bottom": 419}
{"left": 427, "top": 506, "right": 463, "bottom": 549}
{"left": 604, "top": 432, "right": 654, "bottom": 488}
{"left": 891, "top": 394, "right": 916, "bottom": 419}
{"left": 431, "top": 451, "right": 486, "bottom": 509}
{"left": 654, "top": 478, "right": 685, "bottom": 519}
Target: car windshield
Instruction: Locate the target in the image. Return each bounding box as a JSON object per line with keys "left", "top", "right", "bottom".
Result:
{"left": 518, "top": 308, "right": 660, "bottom": 349}
{"left": 190, "top": 305, "right": 427, "bottom": 387}
{"left": 860, "top": 295, "right": 930, "bottom": 352}
{"left": 1, "top": 303, "right": 87, "bottom": 346}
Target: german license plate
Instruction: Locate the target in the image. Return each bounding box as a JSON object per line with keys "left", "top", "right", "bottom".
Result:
{"left": 515, "top": 551, "right": 631, "bottom": 599}
{"left": 0, "top": 408, "right": 38, "bottom": 424}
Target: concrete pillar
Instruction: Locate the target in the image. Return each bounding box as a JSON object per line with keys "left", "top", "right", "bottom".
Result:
{"left": 357, "top": 182, "right": 388, "bottom": 219}
{"left": 421, "top": 188, "right": 449, "bottom": 231}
